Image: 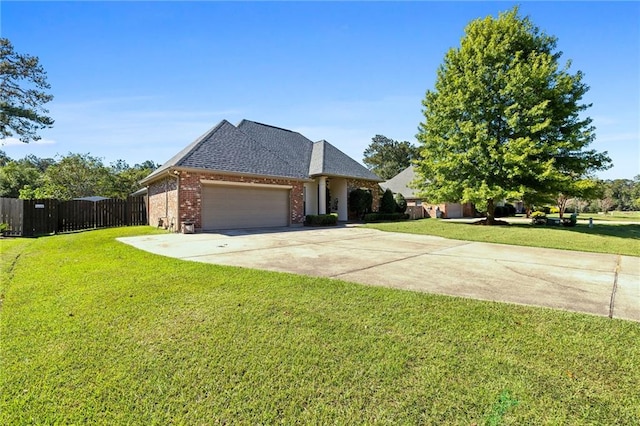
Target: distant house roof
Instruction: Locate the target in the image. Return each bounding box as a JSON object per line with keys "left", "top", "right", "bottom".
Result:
{"left": 73, "top": 196, "right": 110, "bottom": 202}
{"left": 380, "top": 166, "right": 423, "bottom": 199}
{"left": 130, "top": 187, "right": 147, "bottom": 197}
{"left": 142, "top": 119, "right": 381, "bottom": 184}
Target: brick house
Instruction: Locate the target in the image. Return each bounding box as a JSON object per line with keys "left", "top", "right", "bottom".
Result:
{"left": 380, "top": 166, "right": 475, "bottom": 219}
{"left": 140, "top": 119, "right": 382, "bottom": 231}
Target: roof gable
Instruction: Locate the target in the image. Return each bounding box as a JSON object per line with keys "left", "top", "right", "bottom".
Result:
{"left": 143, "top": 119, "right": 382, "bottom": 183}
{"left": 380, "top": 165, "right": 421, "bottom": 198}
{"left": 310, "top": 140, "right": 381, "bottom": 181}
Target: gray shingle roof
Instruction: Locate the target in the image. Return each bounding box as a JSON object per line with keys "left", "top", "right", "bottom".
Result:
{"left": 236, "top": 120, "right": 313, "bottom": 178}
{"left": 310, "top": 140, "right": 381, "bottom": 181}
{"left": 380, "top": 165, "right": 422, "bottom": 198}
{"left": 142, "top": 119, "right": 382, "bottom": 183}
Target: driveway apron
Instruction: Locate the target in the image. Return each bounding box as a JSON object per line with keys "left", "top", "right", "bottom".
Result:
{"left": 118, "top": 227, "right": 640, "bottom": 322}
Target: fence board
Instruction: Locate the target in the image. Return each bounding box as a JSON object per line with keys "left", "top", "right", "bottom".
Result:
{"left": 23, "top": 199, "right": 57, "bottom": 236}
{"left": 406, "top": 205, "right": 425, "bottom": 220}
{"left": 0, "top": 196, "right": 147, "bottom": 236}
{"left": 59, "top": 200, "right": 95, "bottom": 232}
{"left": 128, "top": 196, "right": 147, "bottom": 226}
{"left": 0, "top": 198, "right": 24, "bottom": 236}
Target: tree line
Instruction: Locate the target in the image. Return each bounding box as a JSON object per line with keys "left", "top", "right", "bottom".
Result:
{"left": 574, "top": 177, "right": 640, "bottom": 213}
{"left": 0, "top": 150, "right": 158, "bottom": 200}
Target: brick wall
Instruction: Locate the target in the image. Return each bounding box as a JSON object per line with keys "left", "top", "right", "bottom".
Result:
{"left": 149, "top": 171, "right": 304, "bottom": 231}
{"left": 148, "top": 171, "right": 381, "bottom": 230}
{"left": 148, "top": 176, "right": 179, "bottom": 230}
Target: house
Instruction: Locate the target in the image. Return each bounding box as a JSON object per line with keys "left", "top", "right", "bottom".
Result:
{"left": 139, "top": 119, "right": 382, "bottom": 231}
{"left": 380, "top": 165, "right": 474, "bottom": 219}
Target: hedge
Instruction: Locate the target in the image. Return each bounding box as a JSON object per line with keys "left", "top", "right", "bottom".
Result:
{"left": 363, "top": 212, "right": 410, "bottom": 222}
{"left": 304, "top": 214, "right": 338, "bottom": 226}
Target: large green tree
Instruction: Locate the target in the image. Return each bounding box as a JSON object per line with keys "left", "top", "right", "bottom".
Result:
{"left": 20, "top": 153, "right": 110, "bottom": 200}
{"left": 102, "top": 159, "right": 158, "bottom": 199}
{"left": 0, "top": 159, "right": 41, "bottom": 198}
{"left": 363, "top": 135, "right": 420, "bottom": 180}
{"left": 555, "top": 178, "right": 600, "bottom": 219}
{"left": 415, "top": 7, "right": 610, "bottom": 224}
{"left": 0, "top": 38, "right": 54, "bottom": 143}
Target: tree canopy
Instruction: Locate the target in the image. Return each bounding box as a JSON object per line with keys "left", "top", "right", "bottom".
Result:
{"left": 414, "top": 7, "right": 611, "bottom": 223}
{"left": 363, "top": 135, "right": 420, "bottom": 180}
{"left": 0, "top": 38, "right": 54, "bottom": 143}
{"left": 0, "top": 151, "right": 158, "bottom": 200}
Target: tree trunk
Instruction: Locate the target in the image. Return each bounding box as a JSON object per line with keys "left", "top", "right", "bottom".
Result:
{"left": 557, "top": 195, "right": 568, "bottom": 219}
{"left": 486, "top": 198, "right": 495, "bottom": 225}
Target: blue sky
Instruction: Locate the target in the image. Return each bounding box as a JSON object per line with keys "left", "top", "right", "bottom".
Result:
{"left": 1, "top": 1, "right": 638, "bottom": 179}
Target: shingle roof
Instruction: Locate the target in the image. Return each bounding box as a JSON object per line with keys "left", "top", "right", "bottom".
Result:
{"left": 236, "top": 120, "right": 313, "bottom": 178}
{"left": 380, "top": 165, "right": 422, "bottom": 198}
{"left": 142, "top": 119, "right": 382, "bottom": 184}
{"left": 310, "top": 140, "right": 381, "bottom": 181}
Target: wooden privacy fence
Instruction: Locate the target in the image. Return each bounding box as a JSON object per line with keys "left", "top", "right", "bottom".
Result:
{"left": 405, "top": 205, "right": 425, "bottom": 220}
{"left": 0, "top": 197, "right": 147, "bottom": 237}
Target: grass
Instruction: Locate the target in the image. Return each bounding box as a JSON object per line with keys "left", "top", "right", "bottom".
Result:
{"left": 577, "top": 211, "right": 640, "bottom": 222}
{"left": 1, "top": 227, "right": 639, "bottom": 424}
{"left": 366, "top": 218, "right": 640, "bottom": 257}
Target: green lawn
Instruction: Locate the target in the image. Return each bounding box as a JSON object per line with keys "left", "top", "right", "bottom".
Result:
{"left": 578, "top": 211, "right": 640, "bottom": 222}
{"left": 1, "top": 227, "right": 639, "bottom": 424}
{"left": 366, "top": 219, "right": 640, "bottom": 257}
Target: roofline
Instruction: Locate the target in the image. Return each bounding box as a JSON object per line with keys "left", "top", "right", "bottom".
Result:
{"left": 140, "top": 166, "right": 314, "bottom": 186}
{"left": 139, "top": 120, "right": 231, "bottom": 185}
{"left": 309, "top": 172, "right": 384, "bottom": 182}
{"left": 237, "top": 119, "right": 304, "bottom": 136}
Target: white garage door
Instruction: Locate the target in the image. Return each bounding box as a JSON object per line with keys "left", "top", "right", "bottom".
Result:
{"left": 202, "top": 184, "right": 290, "bottom": 230}
{"left": 445, "top": 203, "right": 463, "bottom": 218}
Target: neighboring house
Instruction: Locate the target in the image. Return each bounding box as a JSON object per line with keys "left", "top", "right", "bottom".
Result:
{"left": 140, "top": 119, "right": 382, "bottom": 231}
{"left": 380, "top": 166, "right": 474, "bottom": 219}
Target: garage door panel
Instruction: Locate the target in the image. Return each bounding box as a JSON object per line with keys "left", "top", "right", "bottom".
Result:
{"left": 202, "top": 185, "right": 290, "bottom": 230}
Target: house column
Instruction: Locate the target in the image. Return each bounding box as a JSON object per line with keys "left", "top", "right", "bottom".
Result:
{"left": 318, "top": 176, "right": 327, "bottom": 214}
{"left": 333, "top": 178, "right": 348, "bottom": 221}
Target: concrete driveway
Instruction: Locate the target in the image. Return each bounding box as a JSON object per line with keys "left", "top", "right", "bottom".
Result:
{"left": 118, "top": 226, "right": 640, "bottom": 322}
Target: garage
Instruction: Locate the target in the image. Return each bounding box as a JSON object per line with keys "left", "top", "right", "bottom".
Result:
{"left": 201, "top": 182, "right": 290, "bottom": 230}
{"left": 445, "top": 203, "right": 463, "bottom": 218}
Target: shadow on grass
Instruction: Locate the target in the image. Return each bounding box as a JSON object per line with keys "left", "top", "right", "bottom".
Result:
{"left": 507, "top": 222, "right": 640, "bottom": 240}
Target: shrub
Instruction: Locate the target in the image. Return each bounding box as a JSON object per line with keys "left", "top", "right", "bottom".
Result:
{"left": 0, "top": 223, "right": 8, "bottom": 235}
{"left": 549, "top": 206, "right": 560, "bottom": 214}
{"left": 542, "top": 206, "right": 551, "bottom": 214}
{"left": 562, "top": 214, "right": 577, "bottom": 227}
{"left": 363, "top": 212, "right": 409, "bottom": 222}
{"left": 349, "top": 189, "right": 372, "bottom": 219}
{"left": 531, "top": 211, "right": 547, "bottom": 225}
{"left": 304, "top": 214, "right": 337, "bottom": 226}
{"left": 380, "top": 188, "right": 397, "bottom": 214}
{"left": 394, "top": 193, "right": 407, "bottom": 213}
{"left": 494, "top": 205, "right": 507, "bottom": 218}
{"left": 494, "top": 204, "right": 516, "bottom": 218}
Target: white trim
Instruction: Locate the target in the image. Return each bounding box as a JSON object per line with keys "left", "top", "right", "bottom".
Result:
{"left": 200, "top": 179, "right": 293, "bottom": 190}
